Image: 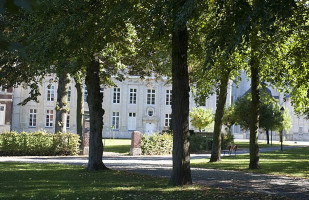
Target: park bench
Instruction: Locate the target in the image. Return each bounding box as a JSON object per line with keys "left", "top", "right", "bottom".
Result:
{"left": 222, "top": 144, "right": 237, "bottom": 156}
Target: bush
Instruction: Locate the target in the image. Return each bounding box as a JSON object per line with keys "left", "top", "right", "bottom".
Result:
{"left": 0, "top": 131, "right": 80, "bottom": 156}
{"left": 189, "top": 131, "right": 234, "bottom": 152}
{"left": 141, "top": 133, "right": 173, "bottom": 155}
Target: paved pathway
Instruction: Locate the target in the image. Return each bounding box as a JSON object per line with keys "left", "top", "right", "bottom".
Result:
{"left": 1, "top": 146, "right": 309, "bottom": 199}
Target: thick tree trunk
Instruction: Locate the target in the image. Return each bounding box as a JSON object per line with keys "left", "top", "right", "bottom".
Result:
{"left": 55, "top": 73, "right": 70, "bottom": 133}
{"left": 266, "top": 129, "right": 269, "bottom": 144}
{"left": 169, "top": 21, "right": 192, "bottom": 186}
{"left": 210, "top": 71, "right": 230, "bottom": 162}
{"left": 85, "top": 59, "right": 108, "bottom": 171}
{"left": 74, "top": 76, "right": 84, "bottom": 148}
{"left": 249, "top": 35, "right": 260, "bottom": 169}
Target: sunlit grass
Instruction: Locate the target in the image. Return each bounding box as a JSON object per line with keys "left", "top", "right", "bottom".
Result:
{"left": 103, "top": 139, "right": 131, "bottom": 154}
{"left": 0, "top": 163, "right": 282, "bottom": 200}
{"left": 191, "top": 147, "right": 309, "bottom": 178}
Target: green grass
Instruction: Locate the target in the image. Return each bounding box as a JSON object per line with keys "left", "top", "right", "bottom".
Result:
{"left": 191, "top": 147, "right": 309, "bottom": 178}
{"left": 103, "top": 139, "right": 131, "bottom": 154}
{"left": 0, "top": 163, "right": 285, "bottom": 200}
{"left": 234, "top": 141, "right": 293, "bottom": 149}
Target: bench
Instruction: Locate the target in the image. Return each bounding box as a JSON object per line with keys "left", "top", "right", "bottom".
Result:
{"left": 222, "top": 145, "right": 237, "bottom": 156}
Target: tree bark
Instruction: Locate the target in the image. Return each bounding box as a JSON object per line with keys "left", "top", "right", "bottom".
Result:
{"left": 85, "top": 59, "right": 108, "bottom": 171}
{"left": 55, "top": 73, "right": 70, "bottom": 133}
{"left": 74, "top": 76, "right": 84, "bottom": 148}
{"left": 249, "top": 32, "right": 260, "bottom": 169}
{"left": 210, "top": 70, "right": 230, "bottom": 162}
{"left": 169, "top": 19, "right": 192, "bottom": 186}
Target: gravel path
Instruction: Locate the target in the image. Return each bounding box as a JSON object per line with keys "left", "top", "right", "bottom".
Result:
{"left": 1, "top": 146, "right": 309, "bottom": 199}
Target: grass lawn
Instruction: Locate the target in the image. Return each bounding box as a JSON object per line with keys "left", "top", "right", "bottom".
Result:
{"left": 234, "top": 141, "right": 281, "bottom": 149}
{"left": 191, "top": 147, "right": 309, "bottom": 178}
{"left": 103, "top": 139, "right": 131, "bottom": 154}
{"left": 0, "top": 163, "right": 286, "bottom": 200}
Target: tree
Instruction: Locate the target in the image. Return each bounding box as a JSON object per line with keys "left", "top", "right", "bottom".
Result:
{"left": 189, "top": 107, "right": 214, "bottom": 132}
{"left": 2, "top": 0, "right": 137, "bottom": 171}
{"left": 222, "top": 104, "right": 237, "bottom": 134}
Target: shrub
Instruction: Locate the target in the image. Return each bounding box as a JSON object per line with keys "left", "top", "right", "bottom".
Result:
{"left": 141, "top": 133, "right": 173, "bottom": 155}
{"left": 190, "top": 135, "right": 213, "bottom": 153}
{"left": 0, "top": 131, "right": 80, "bottom": 156}
{"left": 221, "top": 131, "right": 234, "bottom": 149}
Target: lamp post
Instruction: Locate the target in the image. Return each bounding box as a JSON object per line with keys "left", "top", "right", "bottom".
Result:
{"left": 280, "top": 106, "right": 285, "bottom": 151}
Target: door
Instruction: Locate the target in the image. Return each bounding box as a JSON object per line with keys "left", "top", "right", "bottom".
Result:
{"left": 0, "top": 105, "right": 5, "bottom": 125}
{"left": 145, "top": 122, "right": 155, "bottom": 134}
{"left": 128, "top": 112, "right": 136, "bottom": 131}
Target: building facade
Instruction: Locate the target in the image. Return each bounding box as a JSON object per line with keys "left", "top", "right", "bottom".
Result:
{"left": 0, "top": 86, "right": 13, "bottom": 132}
{"left": 8, "top": 73, "right": 309, "bottom": 140}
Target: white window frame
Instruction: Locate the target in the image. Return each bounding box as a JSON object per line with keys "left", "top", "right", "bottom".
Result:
{"left": 147, "top": 89, "right": 156, "bottom": 105}
{"left": 29, "top": 109, "right": 37, "bottom": 127}
{"left": 113, "top": 88, "right": 121, "bottom": 104}
{"left": 128, "top": 112, "right": 136, "bottom": 131}
{"left": 112, "top": 112, "right": 120, "bottom": 130}
{"left": 165, "top": 114, "right": 172, "bottom": 127}
{"left": 129, "top": 88, "right": 137, "bottom": 104}
{"left": 84, "top": 86, "right": 88, "bottom": 101}
{"left": 166, "top": 89, "right": 172, "bottom": 105}
{"left": 67, "top": 86, "right": 72, "bottom": 102}
{"left": 66, "top": 111, "right": 70, "bottom": 129}
{"left": 46, "top": 84, "right": 55, "bottom": 102}
{"left": 45, "top": 109, "right": 54, "bottom": 127}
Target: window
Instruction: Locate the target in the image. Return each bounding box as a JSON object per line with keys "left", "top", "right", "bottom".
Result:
{"left": 112, "top": 112, "right": 120, "bottom": 130}
{"left": 166, "top": 90, "right": 172, "bottom": 105}
{"left": 29, "top": 109, "right": 37, "bottom": 127}
{"left": 128, "top": 112, "right": 136, "bottom": 131}
{"left": 129, "top": 88, "right": 137, "bottom": 104}
{"left": 45, "top": 110, "right": 54, "bottom": 127}
{"left": 113, "top": 88, "right": 120, "bottom": 104}
{"left": 147, "top": 89, "right": 155, "bottom": 105}
{"left": 66, "top": 111, "right": 70, "bottom": 129}
{"left": 147, "top": 107, "right": 154, "bottom": 117}
{"left": 100, "top": 87, "right": 104, "bottom": 94}
{"left": 47, "top": 85, "right": 55, "bottom": 101}
{"left": 67, "top": 86, "right": 71, "bottom": 102}
{"left": 165, "top": 114, "right": 172, "bottom": 127}
{"left": 84, "top": 86, "right": 88, "bottom": 101}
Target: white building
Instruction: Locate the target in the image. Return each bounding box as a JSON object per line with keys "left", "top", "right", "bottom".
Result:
{"left": 9, "top": 73, "right": 309, "bottom": 140}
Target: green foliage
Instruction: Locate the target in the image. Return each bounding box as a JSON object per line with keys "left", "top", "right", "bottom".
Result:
{"left": 233, "top": 89, "right": 292, "bottom": 133}
{"left": 189, "top": 135, "right": 210, "bottom": 152}
{"left": 141, "top": 133, "right": 173, "bottom": 155}
{"left": 189, "top": 107, "right": 214, "bottom": 132}
{"left": 221, "top": 132, "right": 235, "bottom": 149}
{"left": 222, "top": 104, "right": 237, "bottom": 132}
{"left": 0, "top": 131, "right": 80, "bottom": 156}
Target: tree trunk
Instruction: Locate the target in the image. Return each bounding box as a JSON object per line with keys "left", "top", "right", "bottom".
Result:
{"left": 85, "top": 59, "right": 108, "bottom": 171}
{"left": 55, "top": 73, "right": 70, "bottom": 133}
{"left": 74, "top": 75, "right": 84, "bottom": 148}
{"left": 210, "top": 70, "right": 230, "bottom": 162}
{"left": 266, "top": 129, "right": 269, "bottom": 144}
{"left": 249, "top": 32, "right": 260, "bottom": 169}
{"left": 169, "top": 19, "right": 192, "bottom": 186}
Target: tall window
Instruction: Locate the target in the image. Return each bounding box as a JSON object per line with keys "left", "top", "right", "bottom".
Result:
{"left": 46, "top": 85, "right": 55, "bottom": 101}
{"left": 113, "top": 88, "right": 120, "bottom": 104}
{"left": 45, "top": 110, "right": 54, "bottom": 127}
{"left": 84, "top": 86, "right": 88, "bottom": 101}
{"left": 66, "top": 111, "right": 70, "bottom": 128}
{"left": 67, "top": 86, "right": 71, "bottom": 102}
{"left": 166, "top": 90, "right": 172, "bottom": 105}
{"left": 165, "top": 114, "right": 172, "bottom": 127}
{"left": 129, "top": 88, "right": 137, "bottom": 104}
{"left": 112, "top": 112, "right": 120, "bottom": 130}
{"left": 147, "top": 89, "right": 155, "bottom": 105}
{"left": 29, "top": 109, "right": 37, "bottom": 127}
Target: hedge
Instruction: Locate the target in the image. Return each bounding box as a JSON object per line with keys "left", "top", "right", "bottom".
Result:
{"left": 141, "top": 133, "right": 173, "bottom": 155}
{"left": 0, "top": 131, "right": 80, "bottom": 156}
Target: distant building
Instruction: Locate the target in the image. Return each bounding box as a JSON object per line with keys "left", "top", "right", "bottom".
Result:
{"left": 0, "top": 86, "right": 13, "bottom": 132}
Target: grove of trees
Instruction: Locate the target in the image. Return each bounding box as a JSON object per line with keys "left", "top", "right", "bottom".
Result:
{"left": 1, "top": 0, "right": 308, "bottom": 185}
